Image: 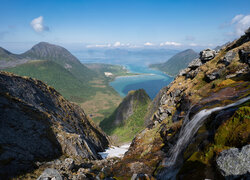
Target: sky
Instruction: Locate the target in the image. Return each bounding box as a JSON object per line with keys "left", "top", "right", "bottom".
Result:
{"left": 0, "top": 0, "right": 250, "bottom": 52}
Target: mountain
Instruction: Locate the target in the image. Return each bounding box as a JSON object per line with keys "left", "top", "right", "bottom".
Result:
{"left": 110, "top": 28, "right": 250, "bottom": 179}
{"left": 1, "top": 42, "right": 100, "bottom": 102}
{"left": 100, "top": 89, "right": 151, "bottom": 143}
{"left": 0, "top": 71, "right": 109, "bottom": 178}
{"left": 21, "top": 42, "right": 95, "bottom": 82}
{"left": 149, "top": 49, "right": 199, "bottom": 76}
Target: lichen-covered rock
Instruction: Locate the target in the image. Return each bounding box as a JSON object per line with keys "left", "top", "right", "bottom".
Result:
{"left": 216, "top": 145, "right": 250, "bottom": 177}
{"left": 0, "top": 71, "right": 109, "bottom": 178}
{"left": 37, "top": 168, "right": 62, "bottom": 180}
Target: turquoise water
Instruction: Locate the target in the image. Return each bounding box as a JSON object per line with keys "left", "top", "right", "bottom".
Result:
{"left": 110, "top": 64, "right": 173, "bottom": 99}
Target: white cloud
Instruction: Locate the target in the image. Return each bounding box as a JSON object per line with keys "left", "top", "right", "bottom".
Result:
{"left": 231, "top": 14, "right": 244, "bottom": 24}
{"left": 144, "top": 42, "right": 153, "bottom": 46}
{"left": 160, "top": 41, "right": 182, "bottom": 46}
{"left": 113, "top": 41, "right": 121, "bottom": 47}
{"left": 30, "top": 16, "right": 49, "bottom": 32}
{"left": 231, "top": 14, "right": 250, "bottom": 36}
{"left": 86, "top": 44, "right": 111, "bottom": 48}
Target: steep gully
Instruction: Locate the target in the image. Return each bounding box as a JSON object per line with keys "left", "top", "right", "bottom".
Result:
{"left": 158, "top": 96, "right": 250, "bottom": 179}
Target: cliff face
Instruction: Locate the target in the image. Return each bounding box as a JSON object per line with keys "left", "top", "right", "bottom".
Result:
{"left": 100, "top": 89, "right": 151, "bottom": 143}
{"left": 0, "top": 71, "right": 109, "bottom": 178}
{"left": 111, "top": 29, "right": 250, "bottom": 179}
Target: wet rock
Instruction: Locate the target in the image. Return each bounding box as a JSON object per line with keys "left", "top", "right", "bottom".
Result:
{"left": 37, "top": 168, "right": 62, "bottom": 180}
{"left": 205, "top": 71, "right": 220, "bottom": 82}
{"left": 216, "top": 144, "right": 250, "bottom": 177}
{"left": 239, "top": 49, "right": 250, "bottom": 65}
{"left": 188, "top": 58, "right": 202, "bottom": 70}
{"left": 200, "top": 48, "right": 216, "bottom": 62}
{"left": 221, "top": 51, "right": 236, "bottom": 66}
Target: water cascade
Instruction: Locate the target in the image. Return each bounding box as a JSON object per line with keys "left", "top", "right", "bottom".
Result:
{"left": 159, "top": 96, "right": 250, "bottom": 179}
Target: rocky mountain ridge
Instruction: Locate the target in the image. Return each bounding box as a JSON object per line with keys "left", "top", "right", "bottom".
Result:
{"left": 0, "top": 71, "right": 109, "bottom": 179}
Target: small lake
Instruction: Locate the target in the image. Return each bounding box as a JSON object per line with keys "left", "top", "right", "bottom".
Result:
{"left": 110, "top": 64, "right": 173, "bottom": 99}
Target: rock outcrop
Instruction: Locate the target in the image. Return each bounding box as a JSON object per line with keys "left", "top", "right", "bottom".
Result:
{"left": 0, "top": 71, "right": 109, "bottom": 178}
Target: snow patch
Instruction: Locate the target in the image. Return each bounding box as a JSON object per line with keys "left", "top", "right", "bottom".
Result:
{"left": 98, "top": 144, "right": 130, "bottom": 159}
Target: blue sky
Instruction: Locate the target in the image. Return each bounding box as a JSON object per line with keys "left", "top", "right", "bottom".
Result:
{"left": 0, "top": 0, "right": 250, "bottom": 52}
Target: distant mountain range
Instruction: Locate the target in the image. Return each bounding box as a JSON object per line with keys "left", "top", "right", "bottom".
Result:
{"left": 149, "top": 49, "right": 199, "bottom": 76}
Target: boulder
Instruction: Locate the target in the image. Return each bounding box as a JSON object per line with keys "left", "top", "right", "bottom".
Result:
{"left": 200, "top": 48, "right": 216, "bottom": 62}
{"left": 204, "top": 71, "right": 220, "bottom": 82}
{"left": 186, "top": 69, "right": 199, "bottom": 79}
{"left": 216, "top": 145, "right": 250, "bottom": 178}
{"left": 179, "top": 68, "right": 190, "bottom": 76}
{"left": 37, "top": 168, "right": 62, "bottom": 180}
{"left": 221, "top": 51, "right": 236, "bottom": 66}
{"left": 239, "top": 49, "right": 250, "bottom": 65}
{"left": 188, "top": 58, "right": 202, "bottom": 70}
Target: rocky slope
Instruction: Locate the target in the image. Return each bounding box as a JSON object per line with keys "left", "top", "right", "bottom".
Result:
{"left": 0, "top": 71, "right": 109, "bottom": 179}
{"left": 110, "top": 28, "right": 250, "bottom": 179}
{"left": 149, "top": 49, "right": 199, "bottom": 76}
{"left": 100, "top": 89, "right": 151, "bottom": 143}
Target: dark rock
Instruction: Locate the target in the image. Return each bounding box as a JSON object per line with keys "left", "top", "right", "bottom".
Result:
{"left": 37, "top": 168, "right": 62, "bottom": 180}
{"left": 204, "top": 71, "right": 220, "bottom": 82}
{"left": 0, "top": 72, "right": 109, "bottom": 178}
{"left": 216, "top": 145, "right": 250, "bottom": 178}
{"left": 200, "top": 48, "right": 216, "bottom": 62}
{"left": 239, "top": 49, "right": 250, "bottom": 65}
{"left": 188, "top": 58, "right": 202, "bottom": 70}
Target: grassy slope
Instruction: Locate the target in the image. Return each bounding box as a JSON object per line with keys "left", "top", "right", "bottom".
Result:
{"left": 4, "top": 60, "right": 97, "bottom": 102}
{"left": 100, "top": 90, "right": 151, "bottom": 144}
{"left": 150, "top": 49, "right": 198, "bottom": 76}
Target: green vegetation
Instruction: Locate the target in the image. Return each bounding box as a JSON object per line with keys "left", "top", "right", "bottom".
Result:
{"left": 149, "top": 49, "right": 198, "bottom": 76}
{"left": 100, "top": 89, "right": 151, "bottom": 143}
{"left": 5, "top": 60, "right": 96, "bottom": 102}
{"left": 180, "top": 104, "right": 250, "bottom": 177}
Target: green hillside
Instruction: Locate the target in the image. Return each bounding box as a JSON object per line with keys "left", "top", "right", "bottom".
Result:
{"left": 150, "top": 49, "right": 198, "bottom": 76}
{"left": 5, "top": 60, "right": 97, "bottom": 102}
{"left": 100, "top": 89, "right": 151, "bottom": 143}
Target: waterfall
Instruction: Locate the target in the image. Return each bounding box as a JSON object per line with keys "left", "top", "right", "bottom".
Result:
{"left": 159, "top": 96, "right": 250, "bottom": 180}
